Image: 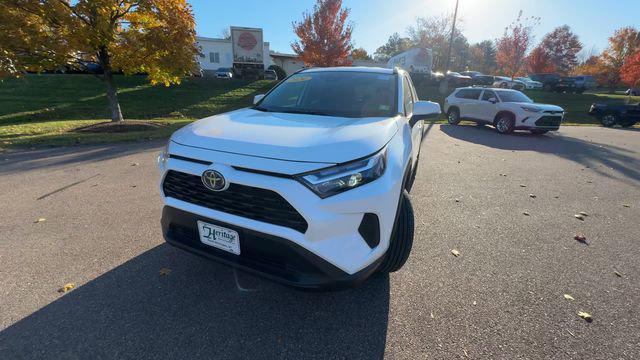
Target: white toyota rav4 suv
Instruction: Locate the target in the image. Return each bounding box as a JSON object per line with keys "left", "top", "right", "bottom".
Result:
{"left": 158, "top": 67, "right": 440, "bottom": 290}
{"left": 444, "top": 87, "right": 565, "bottom": 134}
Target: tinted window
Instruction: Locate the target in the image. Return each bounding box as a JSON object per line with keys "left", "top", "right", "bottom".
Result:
{"left": 455, "top": 89, "right": 482, "bottom": 100}
{"left": 495, "top": 90, "right": 533, "bottom": 103}
{"left": 482, "top": 90, "right": 496, "bottom": 101}
{"left": 403, "top": 76, "right": 414, "bottom": 115}
{"left": 257, "top": 71, "right": 398, "bottom": 118}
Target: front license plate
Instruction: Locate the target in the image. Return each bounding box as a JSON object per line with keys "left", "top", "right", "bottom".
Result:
{"left": 197, "top": 221, "right": 241, "bottom": 255}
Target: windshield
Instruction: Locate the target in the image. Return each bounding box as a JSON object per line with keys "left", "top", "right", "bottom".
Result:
{"left": 218, "top": 68, "right": 230, "bottom": 72}
{"left": 255, "top": 71, "right": 398, "bottom": 118}
{"left": 495, "top": 90, "right": 533, "bottom": 103}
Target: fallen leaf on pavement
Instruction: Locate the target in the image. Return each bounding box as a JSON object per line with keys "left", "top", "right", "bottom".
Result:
{"left": 34, "top": 218, "right": 46, "bottom": 223}
{"left": 614, "top": 271, "right": 623, "bottom": 277}
{"left": 574, "top": 214, "right": 584, "bottom": 221}
{"left": 622, "top": 204, "right": 630, "bottom": 208}
{"left": 58, "top": 283, "right": 75, "bottom": 293}
{"left": 564, "top": 294, "right": 575, "bottom": 301}
{"left": 574, "top": 234, "right": 587, "bottom": 244}
{"left": 159, "top": 267, "right": 172, "bottom": 276}
{"left": 455, "top": 198, "right": 460, "bottom": 203}
{"left": 523, "top": 211, "right": 530, "bottom": 216}
{"left": 519, "top": 184, "right": 527, "bottom": 187}
{"left": 579, "top": 211, "right": 589, "bottom": 216}
{"left": 131, "top": 162, "right": 139, "bottom": 166}
{"left": 529, "top": 194, "right": 536, "bottom": 198}
{"left": 577, "top": 311, "right": 593, "bottom": 322}
{"left": 451, "top": 249, "right": 460, "bottom": 257}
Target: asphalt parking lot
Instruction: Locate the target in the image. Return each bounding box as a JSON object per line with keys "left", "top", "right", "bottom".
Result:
{"left": 1, "top": 124, "right": 639, "bottom": 359}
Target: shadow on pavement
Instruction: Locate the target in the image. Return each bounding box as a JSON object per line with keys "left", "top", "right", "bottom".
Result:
{"left": 0, "top": 244, "right": 390, "bottom": 359}
{"left": 0, "top": 140, "right": 165, "bottom": 175}
{"left": 440, "top": 124, "right": 640, "bottom": 184}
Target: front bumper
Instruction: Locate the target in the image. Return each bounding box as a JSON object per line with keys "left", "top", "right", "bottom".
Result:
{"left": 158, "top": 140, "right": 406, "bottom": 287}
{"left": 161, "top": 206, "right": 383, "bottom": 290}
{"left": 517, "top": 114, "right": 563, "bottom": 131}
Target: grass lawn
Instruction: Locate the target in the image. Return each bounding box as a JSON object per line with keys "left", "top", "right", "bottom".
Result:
{"left": 1, "top": 74, "right": 638, "bottom": 149}
{"left": 0, "top": 74, "right": 275, "bottom": 148}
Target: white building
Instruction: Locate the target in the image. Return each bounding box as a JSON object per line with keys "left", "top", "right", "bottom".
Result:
{"left": 196, "top": 36, "right": 273, "bottom": 75}
{"left": 270, "top": 52, "right": 305, "bottom": 76}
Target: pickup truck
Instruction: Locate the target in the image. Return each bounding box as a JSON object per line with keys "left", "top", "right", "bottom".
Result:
{"left": 588, "top": 103, "right": 640, "bottom": 127}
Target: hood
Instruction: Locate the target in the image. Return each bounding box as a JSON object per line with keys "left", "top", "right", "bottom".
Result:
{"left": 517, "top": 103, "right": 564, "bottom": 112}
{"left": 171, "top": 108, "right": 398, "bottom": 164}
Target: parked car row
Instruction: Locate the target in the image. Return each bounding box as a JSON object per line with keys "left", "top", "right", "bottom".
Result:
{"left": 450, "top": 70, "right": 597, "bottom": 94}
{"left": 211, "top": 68, "right": 279, "bottom": 80}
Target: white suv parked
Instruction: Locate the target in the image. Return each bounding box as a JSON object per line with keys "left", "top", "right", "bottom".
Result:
{"left": 158, "top": 67, "right": 441, "bottom": 290}
{"left": 443, "top": 87, "right": 564, "bottom": 134}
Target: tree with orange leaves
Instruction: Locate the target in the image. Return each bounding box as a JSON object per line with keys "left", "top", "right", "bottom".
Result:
{"left": 621, "top": 50, "right": 640, "bottom": 88}
{"left": 496, "top": 11, "right": 539, "bottom": 79}
{"left": 527, "top": 46, "right": 555, "bottom": 74}
{"left": 292, "top": 0, "right": 353, "bottom": 67}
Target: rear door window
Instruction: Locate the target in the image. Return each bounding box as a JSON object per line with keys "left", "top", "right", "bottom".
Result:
{"left": 455, "top": 89, "right": 482, "bottom": 100}
{"left": 482, "top": 90, "right": 496, "bottom": 101}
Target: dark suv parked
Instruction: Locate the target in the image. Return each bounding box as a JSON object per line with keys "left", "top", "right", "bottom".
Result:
{"left": 529, "top": 73, "right": 581, "bottom": 93}
{"left": 589, "top": 102, "right": 640, "bottom": 127}
{"left": 529, "top": 73, "right": 561, "bottom": 91}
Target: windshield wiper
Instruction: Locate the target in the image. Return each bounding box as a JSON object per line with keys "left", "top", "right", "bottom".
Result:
{"left": 252, "top": 106, "right": 272, "bottom": 112}
{"left": 278, "top": 109, "right": 330, "bottom": 116}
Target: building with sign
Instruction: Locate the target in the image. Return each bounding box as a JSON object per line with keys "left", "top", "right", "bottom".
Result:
{"left": 196, "top": 27, "right": 273, "bottom": 77}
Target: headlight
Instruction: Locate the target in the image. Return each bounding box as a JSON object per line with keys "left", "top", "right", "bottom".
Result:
{"left": 158, "top": 141, "right": 169, "bottom": 168}
{"left": 296, "top": 149, "right": 387, "bottom": 198}
{"left": 521, "top": 105, "right": 542, "bottom": 113}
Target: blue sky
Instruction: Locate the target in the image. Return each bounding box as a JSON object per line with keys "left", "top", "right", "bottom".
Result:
{"left": 190, "top": 0, "right": 637, "bottom": 56}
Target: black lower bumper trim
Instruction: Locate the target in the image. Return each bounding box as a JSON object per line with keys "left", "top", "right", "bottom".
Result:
{"left": 161, "top": 206, "right": 382, "bottom": 290}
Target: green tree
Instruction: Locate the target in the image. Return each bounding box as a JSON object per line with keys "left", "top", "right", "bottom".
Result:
{"left": 407, "top": 14, "right": 469, "bottom": 71}
{"left": 373, "top": 33, "right": 412, "bottom": 62}
{"left": 468, "top": 40, "right": 497, "bottom": 73}
{"left": 0, "top": 0, "right": 198, "bottom": 122}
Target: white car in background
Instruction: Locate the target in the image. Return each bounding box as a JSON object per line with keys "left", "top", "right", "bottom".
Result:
{"left": 516, "top": 77, "right": 543, "bottom": 90}
{"left": 443, "top": 87, "right": 564, "bottom": 134}
{"left": 493, "top": 76, "right": 526, "bottom": 90}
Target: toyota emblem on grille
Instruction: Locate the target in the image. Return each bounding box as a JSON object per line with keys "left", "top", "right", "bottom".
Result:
{"left": 201, "top": 170, "right": 227, "bottom": 192}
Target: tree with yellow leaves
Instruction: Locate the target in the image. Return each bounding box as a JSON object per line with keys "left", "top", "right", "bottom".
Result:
{"left": 0, "top": 0, "right": 198, "bottom": 122}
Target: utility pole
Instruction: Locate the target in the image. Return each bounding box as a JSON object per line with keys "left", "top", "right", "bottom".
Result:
{"left": 444, "top": 0, "right": 459, "bottom": 74}
{"left": 439, "top": 0, "right": 459, "bottom": 94}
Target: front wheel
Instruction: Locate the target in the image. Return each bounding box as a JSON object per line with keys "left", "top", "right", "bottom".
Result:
{"left": 495, "top": 114, "right": 515, "bottom": 134}
{"left": 600, "top": 114, "right": 617, "bottom": 127}
{"left": 377, "top": 190, "right": 415, "bottom": 273}
{"left": 447, "top": 108, "right": 461, "bottom": 125}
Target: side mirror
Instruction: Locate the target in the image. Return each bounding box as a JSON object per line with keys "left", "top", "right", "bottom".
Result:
{"left": 253, "top": 94, "right": 265, "bottom": 105}
{"left": 411, "top": 101, "right": 441, "bottom": 123}
{"left": 488, "top": 97, "right": 497, "bottom": 104}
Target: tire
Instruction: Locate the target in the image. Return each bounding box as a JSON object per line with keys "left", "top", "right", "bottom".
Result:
{"left": 494, "top": 114, "right": 515, "bottom": 134}
{"left": 530, "top": 129, "right": 549, "bottom": 135}
{"left": 378, "top": 190, "right": 415, "bottom": 273}
{"left": 600, "top": 113, "right": 617, "bottom": 127}
{"left": 500, "top": 82, "right": 508, "bottom": 88}
{"left": 447, "top": 108, "right": 461, "bottom": 125}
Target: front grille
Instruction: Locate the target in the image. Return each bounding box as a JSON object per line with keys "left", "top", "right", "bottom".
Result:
{"left": 543, "top": 110, "right": 563, "bottom": 115}
{"left": 162, "top": 170, "right": 308, "bottom": 233}
{"left": 535, "top": 116, "right": 562, "bottom": 127}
